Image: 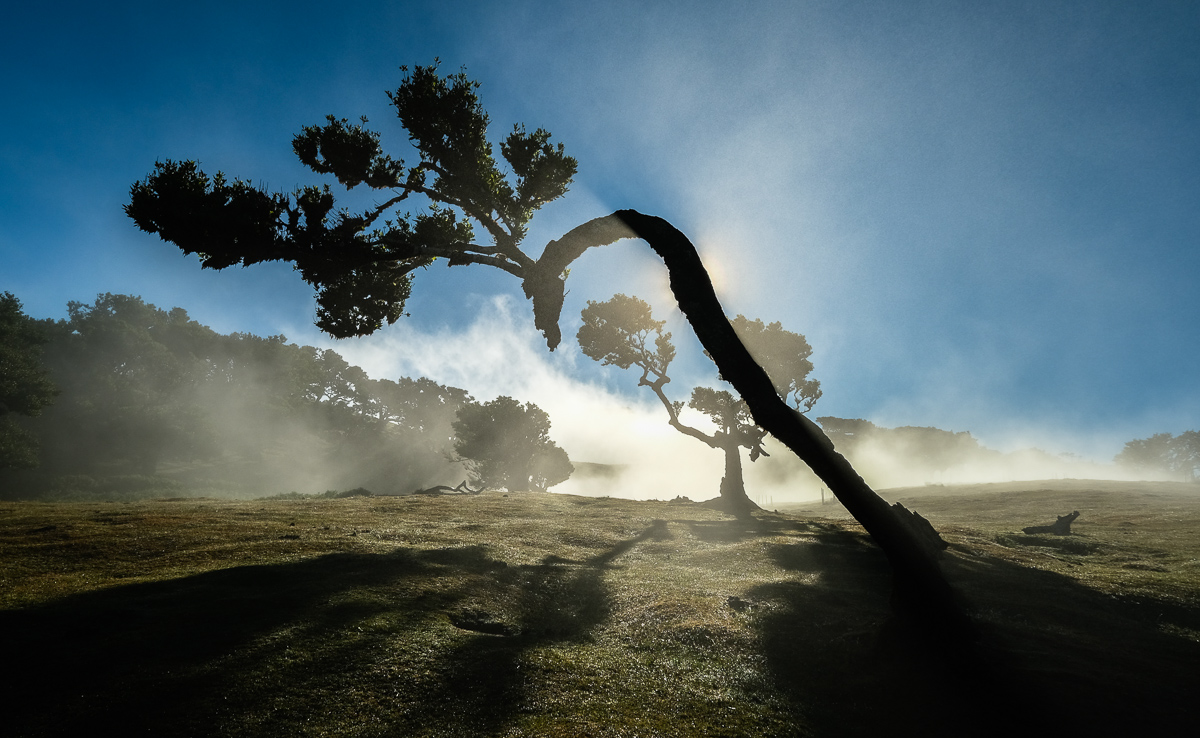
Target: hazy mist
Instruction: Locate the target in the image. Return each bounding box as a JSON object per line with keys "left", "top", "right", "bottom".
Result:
{"left": 319, "top": 295, "right": 1166, "bottom": 505}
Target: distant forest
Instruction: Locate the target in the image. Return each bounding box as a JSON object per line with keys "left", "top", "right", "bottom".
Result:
{"left": 1, "top": 294, "right": 471, "bottom": 500}
{"left": 816, "top": 417, "right": 1200, "bottom": 486}
{"left": 812, "top": 417, "right": 1041, "bottom": 487}
{"left": 2, "top": 293, "right": 1194, "bottom": 502}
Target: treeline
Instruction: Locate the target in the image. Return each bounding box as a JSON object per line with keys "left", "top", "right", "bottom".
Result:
{"left": 816, "top": 417, "right": 1001, "bottom": 486}
{"left": 818, "top": 417, "right": 1200, "bottom": 485}
{"left": 1115, "top": 432, "right": 1200, "bottom": 482}
{"left": 1, "top": 293, "right": 477, "bottom": 500}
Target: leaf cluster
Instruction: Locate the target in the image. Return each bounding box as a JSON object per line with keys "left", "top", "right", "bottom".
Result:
{"left": 577, "top": 294, "right": 818, "bottom": 461}
{"left": 578, "top": 294, "right": 821, "bottom": 423}
{"left": 816, "top": 416, "right": 988, "bottom": 474}
{"left": 685, "top": 386, "right": 765, "bottom": 454}
{"left": 4, "top": 294, "right": 471, "bottom": 493}
{"left": 577, "top": 293, "right": 675, "bottom": 381}
{"left": 722, "top": 316, "right": 821, "bottom": 412}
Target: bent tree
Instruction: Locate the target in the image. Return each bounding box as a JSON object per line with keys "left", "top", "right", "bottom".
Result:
{"left": 127, "top": 63, "right": 966, "bottom": 629}
{"left": 578, "top": 294, "right": 822, "bottom": 514}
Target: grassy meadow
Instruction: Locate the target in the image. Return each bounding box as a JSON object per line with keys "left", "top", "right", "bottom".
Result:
{"left": 2, "top": 480, "right": 1199, "bottom": 736}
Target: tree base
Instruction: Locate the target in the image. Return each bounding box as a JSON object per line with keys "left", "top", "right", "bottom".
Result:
{"left": 698, "top": 494, "right": 762, "bottom": 516}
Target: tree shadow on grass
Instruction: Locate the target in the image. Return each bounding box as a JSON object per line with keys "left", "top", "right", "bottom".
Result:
{"left": 1, "top": 522, "right": 666, "bottom": 737}
{"left": 749, "top": 526, "right": 1200, "bottom": 738}
{"left": 681, "top": 512, "right": 813, "bottom": 544}
{"left": 1, "top": 546, "right": 465, "bottom": 736}
{"left": 417, "top": 520, "right": 677, "bottom": 734}
{"left": 939, "top": 547, "right": 1200, "bottom": 736}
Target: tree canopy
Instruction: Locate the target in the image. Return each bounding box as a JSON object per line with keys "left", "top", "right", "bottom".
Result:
{"left": 126, "top": 62, "right": 577, "bottom": 339}
{"left": 816, "top": 416, "right": 993, "bottom": 486}
{"left": 1115, "top": 431, "right": 1200, "bottom": 481}
{"left": 725, "top": 316, "right": 822, "bottom": 413}
{"left": 452, "top": 396, "right": 573, "bottom": 492}
{"left": 1, "top": 293, "right": 471, "bottom": 498}
{"left": 0, "top": 293, "right": 59, "bottom": 468}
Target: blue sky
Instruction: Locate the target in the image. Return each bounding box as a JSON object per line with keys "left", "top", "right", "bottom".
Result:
{"left": 3, "top": 0, "right": 1198, "bottom": 469}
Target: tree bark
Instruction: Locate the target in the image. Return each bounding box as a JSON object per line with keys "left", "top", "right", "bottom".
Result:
{"left": 529, "top": 210, "right": 970, "bottom": 635}
{"left": 716, "top": 441, "right": 759, "bottom": 516}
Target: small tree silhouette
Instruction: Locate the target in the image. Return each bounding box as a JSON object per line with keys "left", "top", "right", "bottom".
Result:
{"left": 453, "top": 396, "right": 572, "bottom": 492}
{"left": 577, "top": 294, "right": 821, "bottom": 513}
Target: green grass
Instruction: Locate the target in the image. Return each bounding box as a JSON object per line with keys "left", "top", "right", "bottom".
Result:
{"left": 2, "top": 481, "right": 1199, "bottom": 736}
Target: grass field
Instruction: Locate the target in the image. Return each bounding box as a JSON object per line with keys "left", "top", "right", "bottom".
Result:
{"left": 2, "top": 480, "right": 1198, "bottom": 736}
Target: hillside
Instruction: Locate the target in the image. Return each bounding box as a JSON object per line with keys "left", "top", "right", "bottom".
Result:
{"left": 2, "top": 481, "right": 1198, "bottom": 736}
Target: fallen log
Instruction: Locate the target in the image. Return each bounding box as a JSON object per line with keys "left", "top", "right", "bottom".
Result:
{"left": 1023, "top": 510, "right": 1080, "bottom": 535}
{"left": 413, "top": 480, "right": 482, "bottom": 496}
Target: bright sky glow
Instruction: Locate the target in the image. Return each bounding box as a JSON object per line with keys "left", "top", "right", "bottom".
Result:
{"left": 2, "top": 0, "right": 1198, "bottom": 470}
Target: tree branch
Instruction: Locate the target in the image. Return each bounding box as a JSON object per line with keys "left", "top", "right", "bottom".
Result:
{"left": 409, "top": 166, "right": 535, "bottom": 269}
{"left": 637, "top": 370, "right": 720, "bottom": 449}
{"left": 417, "top": 248, "right": 524, "bottom": 277}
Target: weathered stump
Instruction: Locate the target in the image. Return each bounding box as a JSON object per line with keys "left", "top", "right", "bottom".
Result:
{"left": 893, "top": 503, "right": 949, "bottom": 557}
{"left": 1023, "top": 510, "right": 1080, "bottom": 535}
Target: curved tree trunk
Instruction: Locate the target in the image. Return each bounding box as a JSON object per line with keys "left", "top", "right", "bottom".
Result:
{"left": 527, "top": 210, "right": 971, "bottom": 635}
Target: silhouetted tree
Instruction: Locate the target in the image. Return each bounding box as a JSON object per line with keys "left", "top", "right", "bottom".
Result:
{"left": 452, "top": 396, "right": 572, "bottom": 492}
{"left": 0, "top": 293, "right": 59, "bottom": 468}
{"left": 126, "top": 63, "right": 968, "bottom": 632}
{"left": 577, "top": 294, "right": 821, "bottom": 513}
{"left": 369, "top": 376, "right": 470, "bottom": 448}
{"left": 1116, "top": 431, "right": 1200, "bottom": 481}
{"left": 127, "top": 62, "right": 577, "bottom": 339}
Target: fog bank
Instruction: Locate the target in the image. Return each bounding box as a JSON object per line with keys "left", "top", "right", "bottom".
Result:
{"left": 317, "top": 297, "right": 1153, "bottom": 505}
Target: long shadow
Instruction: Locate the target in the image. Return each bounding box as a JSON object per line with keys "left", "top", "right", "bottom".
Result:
{"left": 1, "top": 524, "right": 665, "bottom": 737}
{"left": 681, "top": 512, "right": 813, "bottom": 544}
{"left": 397, "top": 520, "right": 673, "bottom": 735}
{"left": 748, "top": 526, "right": 1200, "bottom": 737}
{"left": 1, "top": 547, "right": 470, "bottom": 736}
{"left": 939, "top": 548, "right": 1200, "bottom": 735}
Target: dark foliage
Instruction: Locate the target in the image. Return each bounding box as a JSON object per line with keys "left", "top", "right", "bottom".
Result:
{"left": 1115, "top": 431, "right": 1200, "bottom": 481}
{"left": 452, "top": 396, "right": 572, "bottom": 492}
{"left": 0, "top": 294, "right": 469, "bottom": 498}
{"left": 817, "top": 416, "right": 991, "bottom": 478}
{"left": 127, "top": 63, "right": 577, "bottom": 338}
{"left": 0, "top": 293, "right": 59, "bottom": 468}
